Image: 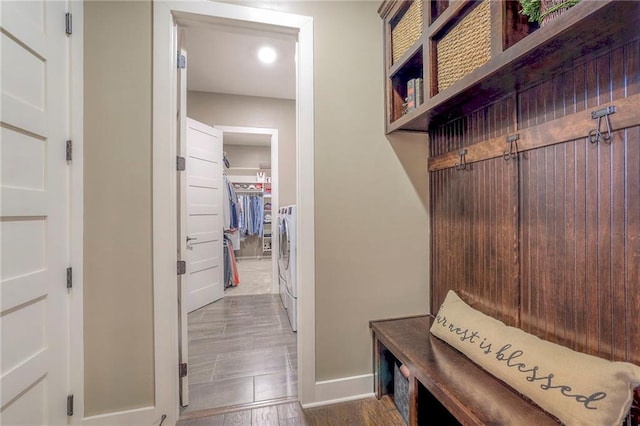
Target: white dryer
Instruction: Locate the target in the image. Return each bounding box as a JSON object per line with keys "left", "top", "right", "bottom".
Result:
{"left": 277, "top": 207, "right": 288, "bottom": 310}
{"left": 280, "top": 205, "right": 297, "bottom": 331}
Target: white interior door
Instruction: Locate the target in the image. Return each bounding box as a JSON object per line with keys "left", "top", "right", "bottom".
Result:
{"left": 185, "top": 117, "right": 224, "bottom": 313}
{"left": 1, "top": 1, "right": 70, "bottom": 424}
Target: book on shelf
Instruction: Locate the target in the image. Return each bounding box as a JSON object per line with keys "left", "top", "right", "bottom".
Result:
{"left": 415, "top": 78, "right": 423, "bottom": 106}
{"left": 405, "top": 78, "right": 424, "bottom": 114}
{"left": 406, "top": 78, "right": 416, "bottom": 112}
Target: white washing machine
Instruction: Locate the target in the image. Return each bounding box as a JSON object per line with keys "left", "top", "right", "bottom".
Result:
{"left": 280, "top": 205, "right": 297, "bottom": 332}
{"left": 277, "top": 207, "right": 288, "bottom": 310}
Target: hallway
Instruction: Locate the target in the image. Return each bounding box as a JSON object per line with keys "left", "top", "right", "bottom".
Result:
{"left": 182, "top": 294, "right": 297, "bottom": 416}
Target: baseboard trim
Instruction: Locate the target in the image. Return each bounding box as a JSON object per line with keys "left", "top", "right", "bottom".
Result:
{"left": 301, "top": 374, "right": 374, "bottom": 409}
{"left": 82, "top": 405, "right": 159, "bottom": 425}
{"left": 179, "top": 396, "right": 298, "bottom": 421}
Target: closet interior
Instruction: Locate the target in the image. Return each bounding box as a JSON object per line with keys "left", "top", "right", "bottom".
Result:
{"left": 224, "top": 144, "right": 272, "bottom": 261}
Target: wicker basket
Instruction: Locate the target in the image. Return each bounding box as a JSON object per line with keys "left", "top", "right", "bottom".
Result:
{"left": 436, "top": 0, "right": 491, "bottom": 92}
{"left": 393, "top": 363, "right": 409, "bottom": 425}
{"left": 391, "top": 1, "right": 423, "bottom": 64}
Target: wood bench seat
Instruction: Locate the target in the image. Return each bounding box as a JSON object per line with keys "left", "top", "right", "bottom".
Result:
{"left": 370, "top": 316, "right": 560, "bottom": 425}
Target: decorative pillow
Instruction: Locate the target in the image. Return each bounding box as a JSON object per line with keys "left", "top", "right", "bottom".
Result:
{"left": 430, "top": 290, "right": 640, "bottom": 426}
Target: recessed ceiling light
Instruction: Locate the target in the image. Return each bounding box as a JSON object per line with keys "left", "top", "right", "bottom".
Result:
{"left": 258, "top": 46, "right": 277, "bottom": 64}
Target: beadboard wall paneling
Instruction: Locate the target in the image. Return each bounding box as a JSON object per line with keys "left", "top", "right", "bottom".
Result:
{"left": 430, "top": 156, "right": 519, "bottom": 326}
{"left": 429, "top": 39, "right": 639, "bottom": 367}
{"left": 428, "top": 95, "right": 515, "bottom": 158}
{"left": 517, "top": 40, "right": 639, "bottom": 364}
{"left": 519, "top": 128, "right": 639, "bottom": 365}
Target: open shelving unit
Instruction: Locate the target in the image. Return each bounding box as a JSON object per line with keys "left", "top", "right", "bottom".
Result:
{"left": 231, "top": 179, "right": 272, "bottom": 258}
{"left": 262, "top": 184, "right": 272, "bottom": 254}
{"left": 379, "top": 0, "right": 640, "bottom": 133}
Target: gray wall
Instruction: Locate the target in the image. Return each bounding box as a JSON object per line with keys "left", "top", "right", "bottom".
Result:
{"left": 188, "top": 91, "right": 297, "bottom": 206}
{"left": 261, "top": 0, "right": 430, "bottom": 380}
{"left": 82, "top": 0, "right": 430, "bottom": 414}
{"left": 224, "top": 145, "right": 271, "bottom": 169}
{"left": 83, "top": 0, "right": 154, "bottom": 416}
{"left": 190, "top": 0, "right": 431, "bottom": 382}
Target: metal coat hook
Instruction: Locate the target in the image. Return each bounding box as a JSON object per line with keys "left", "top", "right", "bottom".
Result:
{"left": 455, "top": 149, "right": 467, "bottom": 171}
{"left": 588, "top": 106, "right": 616, "bottom": 144}
{"left": 503, "top": 133, "right": 520, "bottom": 162}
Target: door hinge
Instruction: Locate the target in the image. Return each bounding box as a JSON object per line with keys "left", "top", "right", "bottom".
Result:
{"left": 66, "top": 140, "right": 72, "bottom": 162}
{"left": 67, "top": 394, "right": 74, "bottom": 416}
{"left": 179, "top": 363, "right": 188, "bottom": 378}
{"left": 177, "top": 156, "right": 186, "bottom": 171}
{"left": 177, "top": 260, "right": 186, "bottom": 275}
{"left": 65, "top": 13, "right": 72, "bottom": 35}
{"left": 177, "top": 53, "right": 186, "bottom": 69}
{"left": 66, "top": 267, "right": 73, "bottom": 289}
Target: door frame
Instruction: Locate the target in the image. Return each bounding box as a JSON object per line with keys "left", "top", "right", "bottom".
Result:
{"left": 153, "top": 1, "right": 315, "bottom": 421}
{"left": 68, "top": 0, "right": 85, "bottom": 423}
{"left": 215, "top": 124, "right": 280, "bottom": 292}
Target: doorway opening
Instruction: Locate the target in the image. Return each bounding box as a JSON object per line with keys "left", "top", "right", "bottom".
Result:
{"left": 153, "top": 2, "right": 315, "bottom": 420}
{"left": 175, "top": 13, "right": 301, "bottom": 418}
{"left": 217, "top": 126, "right": 280, "bottom": 297}
{"left": 180, "top": 122, "right": 296, "bottom": 416}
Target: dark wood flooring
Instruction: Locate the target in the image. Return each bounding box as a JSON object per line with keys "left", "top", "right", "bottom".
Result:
{"left": 177, "top": 396, "right": 405, "bottom": 426}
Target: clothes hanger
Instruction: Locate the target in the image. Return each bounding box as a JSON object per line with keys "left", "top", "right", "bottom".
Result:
{"left": 223, "top": 151, "right": 230, "bottom": 168}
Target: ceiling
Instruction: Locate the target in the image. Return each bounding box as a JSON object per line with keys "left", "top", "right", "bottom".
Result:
{"left": 183, "top": 21, "right": 297, "bottom": 101}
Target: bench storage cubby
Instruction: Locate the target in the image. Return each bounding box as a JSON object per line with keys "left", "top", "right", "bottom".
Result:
{"left": 371, "top": 316, "right": 561, "bottom": 425}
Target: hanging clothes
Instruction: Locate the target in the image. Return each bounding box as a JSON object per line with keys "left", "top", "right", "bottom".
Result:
{"left": 237, "top": 193, "right": 264, "bottom": 238}
{"left": 225, "top": 230, "right": 240, "bottom": 250}
{"left": 223, "top": 238, "right": 232, "bottom": 288}
{"left": 223, "top": 234, "right": 240, "bottom": 288}
{"left": 223, "top": 174, "right": 240, "bottom": 231}
{"left": 229, "top": 245, "right": 240, "bottom": 285}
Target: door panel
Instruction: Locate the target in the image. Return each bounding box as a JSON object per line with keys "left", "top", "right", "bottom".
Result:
{"left": 189, "top": 214, "right": 219, "bottom": 236}
{"left": 0, "top": 1, "right": 69, "bottom": 424}
{"left": 185, "top": 118, "right": 224, "bottom": 313}
{"left": 1, "top": 128, "right": 46, "bottom": 190}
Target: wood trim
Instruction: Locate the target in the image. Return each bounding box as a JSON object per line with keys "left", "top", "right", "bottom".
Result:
{"left": 378, "top": 0, "right": 397, "bottom": 18}
{"left": 425, "top": 0, "right": 471, "bottom": 40}
{"left": 389, "top": 35, "right": 424, "bottom": 78}
{"left": 178, "top": 397, "right": 299, "bottom": 421}
{"left": 489, "top": 0, "right": 503, "bottom": 58}
{"left": 427, "top": 93, "right": 640, "bottom": 171}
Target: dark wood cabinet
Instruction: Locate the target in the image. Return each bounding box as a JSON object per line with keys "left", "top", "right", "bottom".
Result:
{"left": 379, "top": 0, "right": 640, "bottom": 133}
{"left": 427, "top": 39, "right": 640, "bottom": 368}
{"left": 377, "top": 1, "right": 640, "bottom": 423}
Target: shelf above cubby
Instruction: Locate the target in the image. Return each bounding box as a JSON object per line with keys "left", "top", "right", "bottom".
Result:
{"left": 389, "top": 35, "right": 424, "bottom": 77}
{"left": 381, "top": 0, "right": 640, "bottom": 134}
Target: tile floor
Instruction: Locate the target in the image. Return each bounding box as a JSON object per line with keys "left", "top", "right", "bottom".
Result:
{"left": 182, "top": 293, "right": 297, "bottom": 417}
{"left": 226, "top": 258, "right": 273, "bottom": 296}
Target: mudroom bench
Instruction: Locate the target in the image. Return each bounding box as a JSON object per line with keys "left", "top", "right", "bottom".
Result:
{"left": 370, "top": 316, "right": 559, "bottom": 425}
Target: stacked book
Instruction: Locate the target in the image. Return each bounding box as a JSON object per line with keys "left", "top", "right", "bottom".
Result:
{"left": 405, "top": 77, "right": 424, "bottom": 114}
